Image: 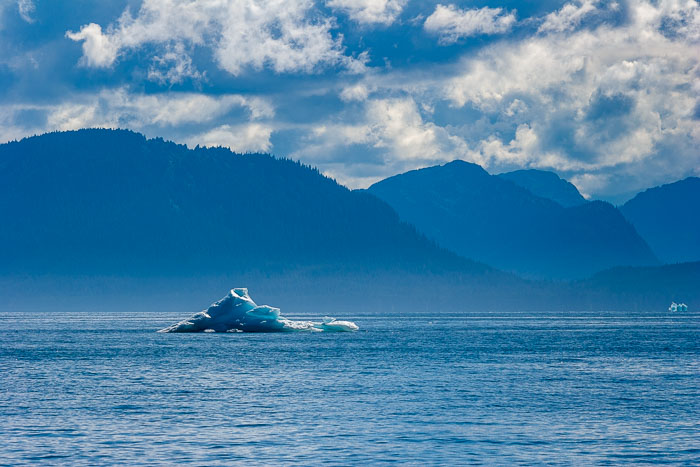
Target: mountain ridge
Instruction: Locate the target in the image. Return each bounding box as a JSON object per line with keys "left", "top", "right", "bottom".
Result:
{"left": 0, "top": 129, "right": 694, "bottom": 312}
{"left": 497, "top": 169, "right": 587, "bottom": 207}
{"left": 1, "top": 128, "right": 487, "bottom": 275}
{"left": 621, "top": 177, "right": 700, "bottom": 263}
{"left": 368, "top": 160, "right": 658, "bottom": 279}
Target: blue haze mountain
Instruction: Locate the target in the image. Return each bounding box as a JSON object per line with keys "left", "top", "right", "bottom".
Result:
{"left": 497, "top": 169, "right": 587, "bottom": 207}
{"left": 0, "top": 130, "right": 696, "bottom": 313}
{"left": 620, "top": 177, "right": 700, "bottom": 263}
{"left": 368, "top": 161, "right": 658, "bottom": 279}
{"left": 0, "top": 129, "right": 482, "bottom": 275}
{"left": 0, "top": 129, "right": 532, "bottom": 312}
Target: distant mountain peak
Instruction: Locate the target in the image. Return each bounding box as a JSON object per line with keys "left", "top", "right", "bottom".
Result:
{"left": 0, "top": 129, "right": 492, "bottom": 277}
{"left": 630, "top": 176, "right": 700, "bottom": 199}
{"left": 498, "top": 169, "right": 587, "bottom": 207}
{"left": 369, "top": 162, "right": 657, "bottom": 279}
{"left": 621, "top": 176, "right": 700, "bottom": 263}
{"left": 439, "top": 159, "right": 492, "bottom": 177}
{"left": 444, "top": 159, "right": 487, "bottom": 169}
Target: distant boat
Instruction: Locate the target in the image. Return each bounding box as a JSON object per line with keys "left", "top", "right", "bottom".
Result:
{"left": 669, "top": 302, "right": 688, "bottom": 312}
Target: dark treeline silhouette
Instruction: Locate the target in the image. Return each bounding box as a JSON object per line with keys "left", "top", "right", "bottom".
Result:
{"left": 0, "top": 129, "right": 483, "bottom": 275}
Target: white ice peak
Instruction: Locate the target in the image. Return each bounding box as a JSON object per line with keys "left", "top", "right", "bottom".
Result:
{"left": 159, "top": 288, "right": 359, "bottom": 333}
{"left": 668, "top": 302, "right": 688, "bottom": 312}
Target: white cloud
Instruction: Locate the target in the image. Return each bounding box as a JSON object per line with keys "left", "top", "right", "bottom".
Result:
{"left": 424, "top": 4, "right": 516, "bottom": 44}
{"left": 5, "top": 0, "right": 696, "bottom": 201}
{"left": 439, "top": 0, "right": 700, "bottom": 196}
{"left": 569, "top": 172, "right": 609, "bottom": 200}
{"left": 0, "top": 90, "right": 275, "bottom": 146}
{"left": 314, "top": 0, "right": 698, "bottom": 196}
{"left": 322, "top": 97, "right": 469, "bottom": 162}
{"left": 16, "top": 0, "right": 34, "bottom": 23}
{"left": 187, "top": 123, "right": 273, "bottom": 153}
{"left": 445, "top": 38, "right": 587, "bottom": 109}
{"left": 479, "top": 124, "right": 544, "bottom": 166}
{"left": 66, "top": 0, "right": 364, "bottom": 76}
{"left": 148, "top": 43, "right": 204, "bottom": 85}
{"left": 339, "top": 83, "right": 370, "bottom": 102}
{"left": 65, "top": 23, "right": 119, "bottom": 68}
{"left": 294, "top": 97, "right": 473, "bottom": 187}
{"left": 504, "top": 98, "right": 527, "bottom": 116}
{"left": 448, "top": 3, "right": 697, "bottom": 132}
{"left": 46, "top": 103, "right": 100, "bottom": 131}
{"left": 326, "top": 0, "right": 405, "bottom": 25}
{"left": 538, "top": 0, "right": 604, "bottom": 33}
{"left": 98, "top": 89, "right": 274, "bottom": 127}
{"left": 365, "top": 97, "right": 463, "bottom": 161}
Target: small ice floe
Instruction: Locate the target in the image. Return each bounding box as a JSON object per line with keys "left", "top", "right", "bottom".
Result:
{"left": 668, "top": 302, "right": 688, "bottom": 312}
{"left": 317, "top": 316, "right": 360, "bottom": 332}
{"left": 159, "top": 288, "right": 359, "bottom": 333}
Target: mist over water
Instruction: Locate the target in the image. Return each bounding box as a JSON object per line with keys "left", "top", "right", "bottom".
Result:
{"left": 1, "top": 310, "right": 699, "bottom": 464}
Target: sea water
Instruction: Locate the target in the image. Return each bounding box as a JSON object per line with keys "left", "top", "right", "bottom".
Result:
{"left": 1, "top": 310, "right": 698, "bottom": 465}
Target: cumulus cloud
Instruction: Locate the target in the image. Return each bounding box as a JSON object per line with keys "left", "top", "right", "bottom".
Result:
{"left": 657, "top": 0, "right": 700, "bottom": 41}
{"left": 479, "top": 124, "right": 545, "bottom": 167}
{"left": 438, "top": 0, "right": 699, "bottom": 197}
{"left": 0, "top": 90, "right": 275, "bottom": 146}
{"left": 295, "top": 97, "right": 472, "bottom": 187}
{"left": 66, "top": 0, "right": 364, "bottom": 76}
{"left": 365, "top": 97, "right": 467, "bottom": 161}
{"left": 4, "top": 0, "right": 698, "bottom": 200}
{"left": 339, "top": 83, "right": 370, "bottom": 102}
{"left": 214, "top": 0, "right": 355, "bottom": 75}
{"left": 65, "top": 23, "right": 119, "bottom": 68}
{"left": 16, "top": 0, "right": 34, "bottom": 23}
{"left": 46, "top": 102, "right": 100, "bottom": 131}
{"left": 445, "top": 39, "right": 586, "bottom": 109}
{"left": 538, "top": 0, "right": 605, "bottom": 33}
{"left": 326, "top": 0, "right": 406, "bottom": 25}
{"left": 424, "top": 4, "right": 516, "bottom": 44}
{"left": 98, "top": 90, "right": 274, "bottom": 127}
{"left": 148, "top": 43, "right": 204, "bottom": 85}
{"left": 187, "top": 123, "right": 273, "bottom": 153}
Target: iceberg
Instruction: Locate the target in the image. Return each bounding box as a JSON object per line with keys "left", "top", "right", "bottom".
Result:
{"left": 668, "top": 302, "right": 688, "bottom": 312}
{"left": 159, "top": 288, "right": 359, "bottom": 333}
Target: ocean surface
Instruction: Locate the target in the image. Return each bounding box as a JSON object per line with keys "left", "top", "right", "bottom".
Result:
{"left": 1, "top": 310, "right": 698, "bottom": 465}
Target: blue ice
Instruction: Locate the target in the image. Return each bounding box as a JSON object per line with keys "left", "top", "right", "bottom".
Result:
{"left": 159, "top": 288, "right": 359, "bottom": 333}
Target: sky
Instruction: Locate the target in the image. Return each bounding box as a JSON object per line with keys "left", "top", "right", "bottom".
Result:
{"left": 0, "top": 0, "right": 698, "bottom": 202}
